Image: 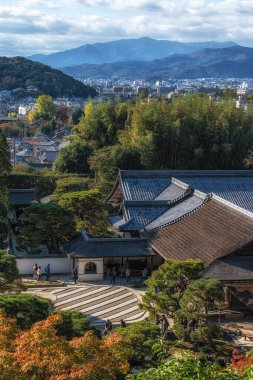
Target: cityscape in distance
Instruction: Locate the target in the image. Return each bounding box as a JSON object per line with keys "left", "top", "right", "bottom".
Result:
{"left": 1, "top": 1, "right": 253, "bottom": 379}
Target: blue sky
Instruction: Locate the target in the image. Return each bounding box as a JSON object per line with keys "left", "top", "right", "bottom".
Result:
{"left": 1, "top": 0, "right": 252, "bottom": 56}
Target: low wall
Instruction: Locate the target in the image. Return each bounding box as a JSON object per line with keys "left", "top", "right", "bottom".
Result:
{"left": 17, "top": 256, "right": 72, "bottom": 275}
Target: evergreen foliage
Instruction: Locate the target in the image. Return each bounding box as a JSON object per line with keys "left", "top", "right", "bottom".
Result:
{"left": 58, "top": 189, "right": 110, "bottom": 236}
{"left": 52, "top": 176, "right": 93, "bottom": 201}
{"left": 17, "top": 203, "right": 76, "bottom": 253}
{"left": 0, "top": 56, "right": 97, "bottom": 98}
{"left": 0, "top": 294, "right": 51, "bottom": 329}
{"left": 76, "top": 95, "right": 253, "bottom": 174}
{"left": 53, "top": 310, "right": 97, "bottom": 340}
{"left": 52, "top": 140, "right": 94, "bottom": 174}
{"left": 116, "top": 321, "right": 160, "bottom": 364}
{"left": 0, "top": 250, "right": 24, "bottom": 292}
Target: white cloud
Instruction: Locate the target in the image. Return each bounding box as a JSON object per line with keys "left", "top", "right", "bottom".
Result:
{"left": 0, "top": 0, "right": 252, "bottom": 56}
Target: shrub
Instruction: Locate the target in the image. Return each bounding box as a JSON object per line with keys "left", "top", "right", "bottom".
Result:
{"left": 116, "top": 320, "right": 160, "bottom": 364}
{"left": 0, "top": 293, "right": 52, "bottom": 329}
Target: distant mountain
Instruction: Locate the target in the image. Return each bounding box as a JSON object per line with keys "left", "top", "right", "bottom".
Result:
{"left": 28, "top": 37, "right": 237, "bottom": 68}
{"left": 0, "top": 56, "right": 97, "bottom": 98}
{"left": 61, "top": 46, "right": 253, "bottom": 80}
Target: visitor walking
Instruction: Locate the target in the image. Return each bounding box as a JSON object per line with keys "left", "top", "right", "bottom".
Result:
{"left": 120, "top": 319, "right": 126, "bottom": 328}
{"left": 103, "top": 319, "right": 112, "bottom": 335}
{"left": 73, "top": 267, "right": 78, "bottom": 284}
{"left": 126, "top": 267, "right": 131, "bottom": 283}
{"left": 45, "top": 263, "right": 50, "bottom": 281}
{"left": 104, "top": 267, "right": 111, "bottom": 281}
{"left": 140, "top": 267, "right": 149, "bottom": 284}
{"left": 36, "top": 266, "right": 42, "bottom": 281}
{"left": 110, "top": 267, "right": 117, "bottom": 284}
{"left": 33, "top": 263, "right": 38, "bottom": 279}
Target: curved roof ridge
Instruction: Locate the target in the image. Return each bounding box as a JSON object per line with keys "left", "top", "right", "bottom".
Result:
{"left": 150, "top": 193, "right": 212, "bottom": 231}
{"left": 212, "top": 193, "right": 253, "bottom": 220}
{"left": 106, "top": 173, "right": 120, "bottom": 201}
{"left": 154, "top": 179, "right": 194, "bottom": 202}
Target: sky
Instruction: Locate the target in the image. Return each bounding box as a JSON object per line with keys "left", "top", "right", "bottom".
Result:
{"left": 1, "top": 0, "right": 253, "bottom": 57}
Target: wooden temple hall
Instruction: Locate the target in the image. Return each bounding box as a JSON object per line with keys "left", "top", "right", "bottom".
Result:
{"left": 65, "top": 170, "right": 253, "bottom": 313}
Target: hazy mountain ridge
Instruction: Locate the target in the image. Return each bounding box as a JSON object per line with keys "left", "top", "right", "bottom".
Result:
{"left": 61, "top": 46, "right": 253, "bottom": 80}
{"left": 0, "top": 56, "right": 97, "bottom": 98}
{"left": 28, "top": 37, "right": 237, "bottom": 68}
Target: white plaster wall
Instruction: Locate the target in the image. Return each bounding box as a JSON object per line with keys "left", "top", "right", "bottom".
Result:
{"left": 17, "top": 257, "right": 72, "bottom": 275}
{"left": 77, "top": 258, "right": 104, "bottom": 281}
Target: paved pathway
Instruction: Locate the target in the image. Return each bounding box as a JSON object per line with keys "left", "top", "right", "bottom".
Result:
{"left": 27, "top": 284, "right": 147, "bottom": 327}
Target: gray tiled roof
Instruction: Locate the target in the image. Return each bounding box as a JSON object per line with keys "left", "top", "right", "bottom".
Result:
{"left": 121, "top": 176, "right": 171, "bottom": 201}
{"left": 154, "top": 180, "right": 190, "bottom": 201}
{"left": 64, "top": 232, "right": 154, "bottom": 258}
{"left": 144, "top": 192, "right": 206, "bottom": 231}
{"left": 180, "top": 176, "right": 253, "bottom": 212}
{"left": 123, "top": 204, "right": 168, "bottom": 231}
{"left": 204, "top": 255, "right": 253, "bottom": 281}
{"left": 8, "top": 189, "right": 37, "bottom": 206}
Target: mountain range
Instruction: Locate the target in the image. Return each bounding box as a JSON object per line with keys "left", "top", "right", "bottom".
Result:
{"left": 61, "top": 46, "right": 253, "bottom": 80}
{"left": 28, "top": 37, "right": 237, "bottom": 68}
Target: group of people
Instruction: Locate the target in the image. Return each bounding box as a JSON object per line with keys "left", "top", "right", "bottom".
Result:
{"left": 32, "top": 263, "right": 50, "bottom": 281}
{"left": 103, "top": 319, "right": 126, "bottom": 335}
{"left": 105, "top": 266, "right": 150, "bottom": 284}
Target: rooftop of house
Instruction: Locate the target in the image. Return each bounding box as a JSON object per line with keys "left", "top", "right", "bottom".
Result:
{"left": 204, "top": 253, "right": 253, "bottom": 281}
{"left": 147, "top": 195, "right": 253, "bottom": 267}
{"left": 108, "top": 170, "right": 253, "bottom": 212}
{"left": 8, "top": 188, "right": 37, "bottom": 206}
{"left": 227, "top": 285, "right": 253, "bottom": 311}
{"left": 64, "top": 231, "right": 155, "bottom": 258}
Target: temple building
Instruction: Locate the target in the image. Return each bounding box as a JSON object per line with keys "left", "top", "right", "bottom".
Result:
{"left": 66, "top": 170, "right": 253, "bottom": 313}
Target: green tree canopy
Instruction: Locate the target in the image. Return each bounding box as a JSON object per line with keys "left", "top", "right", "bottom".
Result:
{"left": 17, "top": 203, "right": 76, "bottom": 253}
{"left": 51, "top": 176, "right": 93, "bottom": 201}
{"left": 58, "top": 189, "right": 109, "bottom": 237}
{"left": 174, "top": 278, "right": 224, "bottom": 342}
{"left": 0, "top": 130, "right": 11, "bottom": 176}
{"left": 0, "top": 250, "right": 24, "bottom": 292}
{"left": 53, "top": 140, "right": 94, "bottom": 174}
{"left": 141, "top": 259, "right": 205, "bottom": 318}
{"left": 29, "top": 95, "right": 57, "bottom": 122}
{"left": 116, "top": 321, "right": 160, "bottom": 364}
{"left": 53, "top": 310, "right": 97, "bottom": 340}
{"left": 0, "top": 294, "right": 51, "bottom": 329}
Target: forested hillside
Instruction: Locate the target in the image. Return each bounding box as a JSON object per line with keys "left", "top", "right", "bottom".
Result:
{"left": 52, "top": 94, "right": 253, "bottom": 192}
{"left": 0, "top": 56, "right": 97, "bottom": 98}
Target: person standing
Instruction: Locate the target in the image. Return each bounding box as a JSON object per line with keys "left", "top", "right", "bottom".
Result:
{"left": 110, "top": 267, "right": 117, "bottom": 284}
{"left": 37, "top": 266, "right": 42, "bottom": 281}
{"left": 103, "top": 319, "right": 112, "bottom": 335}
{"left": 126, "top": 267, "right": 131, "bottom": 283}
{"left": 33, "top": 263, "right": 38, "bottom": 279}
{"left": 45, "top": 263, "right": 50, "bottom": 281}
{"left": 140, "top": 267, "right": 149, "bottom": 284}
{"left": 120, "top": 319, "right": 126, "bottom": 328}
{"left": 73, "top": 267, "right": 78, "bottom": 284}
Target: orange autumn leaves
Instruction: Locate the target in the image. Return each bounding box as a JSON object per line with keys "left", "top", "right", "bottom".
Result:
{"left": 0, "top": 310, "right": 130, "bottom": 380}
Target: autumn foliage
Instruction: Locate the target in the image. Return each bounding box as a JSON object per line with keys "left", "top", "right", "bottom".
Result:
{"left": 230, "top": 348, "right": 253, "bottom": 376}
{"left": 0, "top": 310, "right": 130, "bottom": 380}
